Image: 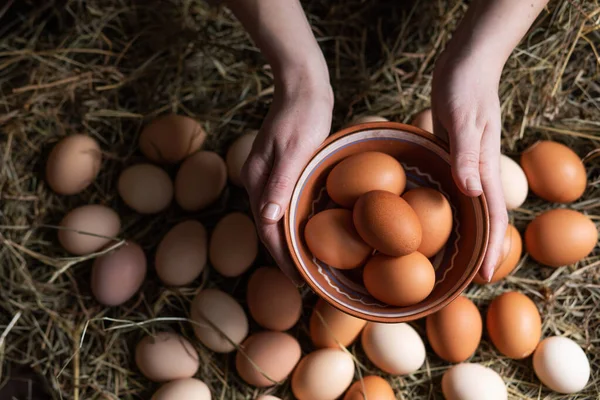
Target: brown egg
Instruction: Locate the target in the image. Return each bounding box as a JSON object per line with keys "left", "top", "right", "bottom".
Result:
{"left": 235, "top": 331, "right": 301, "bottom": 387}
{"left": 474, "top": 223, "right": 522, "bottom": 284}
{"left": 310, "top": 299, "right": 367, "bottom": 349}
{"left": 326, "top": 152, "right": 406, "bottom": 208}
{"left": 353, "top": 190, "right": 422, "bottom": 256}
{"left": 118, "top": 164, "right": 173, "bottom": 213}
{"left": 155, "top": 220, "right": 207, "bottom": 286}
{"left": 152, "top": 378, "right": 211, "bottom": 400}
{"left": 139, "top": 114, "right": 206, "bottom": 163}
{"left": 363, "top": 252, "right": 435, "bottom": 306}
{"left": 209, "top": 213, "right": 258, "bottom": 277}
{"left": 247, "top": 267, "right": 302, "bottom": 331}
{"left": 426, "top": 296, "right": 482, "bottom": 363}
{"left": 91, "top": 242, "right": 146, "bottom": 306}
{"left": 135, "top": 332, "right": 199, "bottom": 382}
{"left": 226, "top": 130, "right": 258, "bottom": 186}
{"left": 46, "top": 134, "right": 102, "bottom": 195}
{"left": 410, "top": 109, "right": 433, "bottom": 133}
{"left": 58, "top": 205, "right": 121, "bottom": 255}
{"left": 304, "top": 209, "right": 372, "bottom": 270}
{"left": 487, "top": 291, "right": 541, "bottom": 359}
{"left": 520, "top": 140, "right": 587, "bottom": 203}
{"left": 344, "top": 376, "right": 395, "bottom": 400}
{"left": 525, "top": 209, "right": 597, "bottom": 268}
{"left": 190, "top": 288, "right": 248, "bottom": 353}
{"left": 402, "top": 187, "right": 453, "bottom": 257}
{"left": 175, "top": 151, "right": 227, "bottom": 211}
{"left": 292, "top": 349, "right": 355, "bottom": 400}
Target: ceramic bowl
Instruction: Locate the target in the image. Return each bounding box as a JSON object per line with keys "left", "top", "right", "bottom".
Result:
{"left": 284, "top": 122, "right": 490, "bottom": 323}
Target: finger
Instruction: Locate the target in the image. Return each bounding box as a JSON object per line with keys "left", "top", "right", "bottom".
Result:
{"left": 259, "top": 222, "right": 303, "bottom": 286}
{"left": 478, "top": 124, "right": 508, "bottom": 282}
{"left": 447, "top": 118, "right": 484, "bottom": 197}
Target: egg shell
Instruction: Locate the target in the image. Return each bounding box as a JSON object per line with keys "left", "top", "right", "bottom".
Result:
{"left": 486, "top": 291, "right": 541, "bottom": 359}
{"left": 525, "top": 208, "right": 597, "bottom": 268}
{"left": 500, "top": 155, "right": 528, "bottom": 210}
{"left": 135, "top": 332, "right": 199, "bottom": 382}
{"left": 533, "top": 336, "right": 590, "bottom": 394}
{"left": 118, "top": 164, "right": 173, "bottom": 214}
{"left": 326, "top": 152, "right": 406, "bottom": 208}
{"left": 190, "top": 288, "right": 248, "bottom": 353}
{"left": 45, "top": 134, "right": 102, "bottom": 195}
{"left": 91, "top": 242, "right": 146, "bottom": 306}
{"left": 402, "top": 187, "right": 452, "bottom": 257}
{"left": 175, "top": 151, "right": 227, "bottom": 211}
{"left": 58, "top": 205, "right": 120, "bottom": 255}
{"left": 363, "top": 252, "right": 435, "bottom": 307}
{"left": 442, "top": 363, "right": 507, "bottom": 400}
{"left": 152, "top": 378, "right": 211, "bottom": 400}
{"left": 155, "top": 220, "right": 207, "bottom": 286}
{"left": 348, "top": 115, "right": 389, "bottom": 126}
{"left": 291, "top": 349, "right": 355, "bottom": 400}
{"left": 226, "top": 130, "right": 258, "bottom": 186}
{"left": 310, "top": 299, "right": 367, "bottom": 349}
{"left": 235, "top": 331, "right": 301, "bottom": 387}
{"left": 139, "top": 114, "right": 206, "bottom": 163}
{"left": 247, "top": 267, "right": 302, "bottom": 331}
{"left": 425, "top": 296, "right": 482, "bottom": 363}
{"left": 256, "top": 396, "right": 281, "bottom": 400}
{"left": 343, "top": 376, "right": 395, "bottom": 400}
{"left": 361, "top": 322, "right": 425, "bottom": 375}
{"left": 304, "top": 209, "right": 372, "bottom": 270}
{"left": 410, "top": 109, "right": 433, "bottom": 133}
{"left": 353, "top": 190, "right": 422, "bottom": 257}
{"left": 209, "top": 213, "right": 258, "bottom": 277}
{"left": 474, "top": 223, "right": 522, "bottom": 284}
{"left": 520, "top": 140, "right": 587, "bottom": 203}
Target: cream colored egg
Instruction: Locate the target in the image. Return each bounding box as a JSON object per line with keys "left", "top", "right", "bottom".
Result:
{"left": 349, "top": 115, "right": 389, "bottom": 126}
{"left": 500, "top": 154, "right": 528, "bottom": 210}
{"left": 152, "top": 378, "right": 211, "bottom": 400}
{"left": 209, "top": 213, "right": 258, "bottom": 277}
{"left": 226, "top": 130, "right": 258, "bottom": 186}
{"left": 118, "top": 164, "right": 173, "bottom": 214}
{"left": 361, "top": 322, "right": 425, "bottom": 375}
{"left": 175, "top": 151, "right": 227, "bottom": 211}
{"left": 292, "top": 349, "right": 355, "bottom": 400}
{"left": 190, "top": 289, "right": 248, "bottom": 353}
{"left": 256, "top": 396, "right": 281, "bottom": 400}
{"left": 410, "top": 109, "right": 433, "bottom": 133}
{"left": 442, "top": 363, "right": 507, "bottom": 400}
{"left": 58, "top": 205, "right": 121, "bottom": 255}
{"left": 135, "top": 332, "right": 199, "bottom": 382}
{"left": 533, "top": 336, "right": 590, "bottom": 394}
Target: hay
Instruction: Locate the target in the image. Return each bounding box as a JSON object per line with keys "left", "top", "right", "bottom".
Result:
{"left": 0, "top": 0, "right": 598, "bottom": 399}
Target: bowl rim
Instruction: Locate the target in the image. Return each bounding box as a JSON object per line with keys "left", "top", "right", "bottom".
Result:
{"left": 284, "top": 121, "right": 490, "bottom": 322}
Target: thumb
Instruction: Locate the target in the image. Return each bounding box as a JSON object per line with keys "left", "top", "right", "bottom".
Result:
{"left": 448, "top": 121, "right": 484, "bottom": 197}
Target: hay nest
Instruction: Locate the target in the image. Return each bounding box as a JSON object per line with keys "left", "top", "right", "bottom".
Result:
{"left": 0, "top": 0, "right": 598, "bottom": 399}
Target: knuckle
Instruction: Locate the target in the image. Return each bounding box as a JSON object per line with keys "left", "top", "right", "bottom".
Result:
{"left": 455, "top": 151, "right": 480, "bottom": 172}
{"left": 267, "top": 172, "right": 293, "bottom": 193}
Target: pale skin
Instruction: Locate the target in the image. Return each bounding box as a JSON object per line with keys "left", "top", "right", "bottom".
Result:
{"left": 225, "top": 0, "right": 549, "bottom": 285}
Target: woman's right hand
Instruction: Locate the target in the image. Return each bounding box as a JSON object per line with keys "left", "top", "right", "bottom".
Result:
{"left": 242, "top": 72, "right": 333, "bottom": 285}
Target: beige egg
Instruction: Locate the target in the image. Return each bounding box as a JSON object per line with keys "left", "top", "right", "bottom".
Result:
{"left": 45, "top": 134, "right": 101, "bottom": 195}
{"left": 292, "top": 349, "right": 355, "bottom": 400}
{"left": 91, "top": 242, "right": 146, "bottom": 306}
{"left": 442, "top": 363, "right": 507, "bottom": 400}
{"left": 236, "top": 331, "right": 301, "bottom": 387}
{"left": 175, "top": 151, "right": 227, "bottom": 211}
{"left": 361, "top": 322, "right": 425, "bottom": 375}
{"left": 155, "top": 220, "right": 207, "bottom": 286}
{"left": 58, "top": 205, "right": 121, "bottom": 255}
{"left": 500, "top": 154, "right": 528, "bottom": 210}
{"left": 410, "top": 109, "right": 433, "bottom": 133}
{"left": 209, "top": 213, "right": 258, "bottom": 277}
{"left": 152, "top": 378, "right": 211, "bottom": 400}
{"left": 118, "top": 164, "right": 173, "bottom": 213}
{"left": 256, "top": 396, "right": 281, "bottom": 400}
{"left": 191, "top": 288, "right": 248, "bottom": 353}
{"left": 348, "top": 115, "right": 389, "bottom": 126}
{"left": 247, "top": 267, "right": 302, "bottom": 331}
{"left": 140, "top": 114, "right": 206, "bottom": 163}
{"left": 135, "top": 332, "right": 199, "bottom": 382}
{"left": 226, "top": 130, "right": 258, "bottom": 186}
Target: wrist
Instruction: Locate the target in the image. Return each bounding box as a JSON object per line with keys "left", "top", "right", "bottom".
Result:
{"left": 275, "top": 56, "right": 333, "bottom": 106}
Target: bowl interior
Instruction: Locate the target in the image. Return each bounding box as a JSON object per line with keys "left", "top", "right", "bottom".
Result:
{"left": 285, "top": 123, "right": 489, "bottom": 322}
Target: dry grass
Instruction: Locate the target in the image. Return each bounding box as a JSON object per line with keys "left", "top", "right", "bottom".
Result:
{"left": 0, "top": 0, "right": 599, "bottom": 399}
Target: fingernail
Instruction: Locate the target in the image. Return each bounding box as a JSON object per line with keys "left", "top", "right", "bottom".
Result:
{"left": 466, "top": 177, "right": 482, "bottom": 193}
{"left": 261, "top": 202, "right": 281, "bottom": 221}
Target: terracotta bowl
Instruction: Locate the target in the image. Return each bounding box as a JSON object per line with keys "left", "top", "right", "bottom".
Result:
{"left": 284, "top": 122, "right": 490, "bottom": 323}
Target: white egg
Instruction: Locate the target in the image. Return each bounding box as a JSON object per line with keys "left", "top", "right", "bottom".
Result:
{"left": 361, "top": 322, "right": 425, "bottom": 375}
{"left": 500, "top": 154, "right": 528, "bottom": 210}
{"left": 442, "top": 363, "right": 507, "bottom": 400}
{"left": 533, "top": 336, "right": 590, "bottom": 394}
